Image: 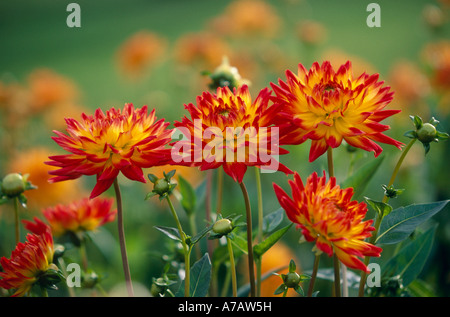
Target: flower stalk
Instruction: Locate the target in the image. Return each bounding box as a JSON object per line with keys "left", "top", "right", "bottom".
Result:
{"left": 165, "top": 195, "right": 191, "bottom": 297}
{"left": 239, "top": 181, "right": 256, "bottom": 297}
{"left": 307, "top": 255, "right": 320, "bottom": 297}
{"left": 113, "top": 178, "right": 134, "bottom": 297}
{"left": 226, "top": 236, "right": 237, "bottom": 297}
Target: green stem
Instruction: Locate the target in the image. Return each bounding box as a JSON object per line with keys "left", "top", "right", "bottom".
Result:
{"left": 255, "top": 167, "right": 263, "bottom": 297}
{"left": 333, "top": 254, "right": 341, "bottom": 297}
{"left": 382, "top": 138, "right": 417, "bottom": 204}
{"left": 239, "top": 181, "right": 256, "bottom": 297}
{"left": 227, "top": 236, "right": 238, "bottom": 297}
{"left": 79, "top": 240, "right": 89, "bottom": 272}
{"left": 57, "top": 257, "right": 76, "bottom": 297}
{"left": 216, "top": 167, "right": 223, "bottom": 215}
{"left": 358, "top": 138, "right": 417, "bottom": 297}
{"left": 113, "top": 178, "right": 134, "bottom": 297}
{"left": 327, "top": 147, "right": 335, "bottom": 178}
{"left": 307, "top": 254, "right": 320, "bottom": 297}
{"left": 189, "top": 214, "right": 200, "bottom": 260}
{"left": 166, "top": 195, "right": 190, "bottom": 297}
{"left": 327, "top": 148, "right": 341, "bottom": 297}
{"left": 13, "top": 197, "right": 20, "bottom": 245}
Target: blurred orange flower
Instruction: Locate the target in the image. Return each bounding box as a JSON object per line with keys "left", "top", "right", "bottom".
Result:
{"left": 27, "top": 68, "right": 79, "bottom": 114}
{"left": 422, "top": 40, "right": 450, "bottom": 92}
{"left": 388, "top": 60, "right": 430, "bottom": 115}
{"left": 0, "top": 220, "right": 55, "bottom": 297}
{"left": 31, "top": 197, "right": 116, "bottom": 237}
{"left": 296, "top": 20, "right": 328, "bottom": 46}
{"left": 7, "top": 147, "right": 85, "bottom": 211}
{"left": 116, "top": 31, "right": 167, "bottom": 78}
{"left": 173, "top": 32, "right": 231, "bottom": 70}
{"left": 209, "top": 0, "right": 281, "bottom": 38}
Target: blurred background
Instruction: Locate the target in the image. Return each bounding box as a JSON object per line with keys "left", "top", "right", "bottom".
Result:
{"left": 0, "top": 0, "right": 449, "bottom": 297}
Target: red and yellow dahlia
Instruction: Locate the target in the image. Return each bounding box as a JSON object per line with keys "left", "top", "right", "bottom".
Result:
{"left": 46, "top": 103, "right": 173, "bottom": 198}
{"left": 271, "top": 61, "right": 403, "bottom": 162}
{"left": 25, "top": 197, "right": 116, "bottom": 237}
{"left": 273, "top": 171, "right": 382, "bottom": 272}
{"left": 172, "top": 85, "right": 292, "bottom": 183}
{"left": 0, "top": 221, "right": 55, "bottom": 296}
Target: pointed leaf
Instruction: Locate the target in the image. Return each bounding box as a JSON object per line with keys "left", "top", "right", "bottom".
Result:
{"left": 262, "top": 208, "right": 284, "bottom": 234}
{"left": 177, "top": 175, "right": 197, "bottom": 216}
{"left": 148, "top": 174, "right": 158, "bottom": 183}
{"left": 154, "top": 226, "right": 181, "bottom": 242}
{"left": 176, "top": 253, "right": 211, "bottom": 297}
{"left": 382, "top": 225, "right": 437, "bottom": 287}
{"left": 365, "top": 197, "right": 392, "bottom": 218}
{"left": 274, "top": 284, "right": 287, "bottom": 295}
{"left": 341, "top": 156, "right": 384, "bottom": 198}
{"left": 376, "top": 200, "right": 449, "bottom": 245}
{"left": 253, "top": 223, "right": 292, "bottom": 258}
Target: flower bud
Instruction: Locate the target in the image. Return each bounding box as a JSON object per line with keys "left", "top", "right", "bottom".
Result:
{"left": 1, "top": 173, "right": 26, "bottom": 197}
{"left": 212, "top": 218, "right": 233, "bottom": 235}
{"left": 283, "top": 272, "right": 301, "bottom": 288}
{"left": 417, "top": 123, "right": 437, "bottom": 143}
{"left": 153, "top": 178, "right": 171, "bottom": 196}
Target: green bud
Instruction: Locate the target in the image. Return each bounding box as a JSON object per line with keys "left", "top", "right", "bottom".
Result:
{"left": 417, "top": 123, "right": 437, "bottom": 143}
{"left": 1, "top": 173, "right": 26, "bottom": 197}
{"left": 283, "top": 272, "right": 301, "bottom": 288}
{"left": 212, "top": 218, "right": 233, "bottom": 235}
{"left": 154, "top": 178, "right": 171, "bottom": 196}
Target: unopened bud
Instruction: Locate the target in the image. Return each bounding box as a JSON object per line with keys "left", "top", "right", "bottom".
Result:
{"left": 1, "top": 173, "right": 26, "bottom": 197}
{"left": 283, "top": 272, "right": 301, "bottom": 288}
{"left": 417, "top": 123, "right": 437, "bottom": 143}
{"left": 212, "top": 218, "right": 233, "bottom": 235}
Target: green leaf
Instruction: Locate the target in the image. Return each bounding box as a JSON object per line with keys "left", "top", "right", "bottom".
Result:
{"left": 376, "top": 200, "right": 449, "bottom": 245}
{"left": 148, "top": 173, "right": 158, "bottom": 183}
{"left": 365, "top": 197, "right": 392, "bottom": 218}
{"left": 164, "top": 170, "right": 176, "bottom": 181}
{"left": 410, "top": 115, "right": 423, "bottom": 130}
{"left": 17, "top": 194, "right": 27, "bottom": 208}
{"left": 191, "top": 223, "right": 213, "bottom": 245}
{"left": 229, "top": 233, "right": 248, "bottom": 255}
{"left": 177, "top": 175, "right": 196, "bottom": 216}
{"left": 341, "top": 156, "right": 384, "bottom": 198}
{"left": 406, "top": 279, "right": 436, "bottom": 297}
{"left": 253, "top": 223, "right": 292, "bottom": 258}
{"left": 176, "top": 253, "right": 211, "bottom": 297}
{"left": 294, "top": 284, "right": 304, "bottom": 296}
{"left": 404, "top": 130, "right": 417, "bottom": 139}
{"left": 382, "top": 224, "right": 437, "bottom": 287}
{"left": 274, "top": 284, "right": 287, "bottom": 295}
{"left": 262, "top": 208, "right": 284, "bottom": 234}
{"left": 144, "top": 192, "right": 156, "bottom": 200}
{"left": 288, "top": 259, "right": 296, "bottom": 273}
{"left": 154, "top": 226, "right": 182, "bottom": 242}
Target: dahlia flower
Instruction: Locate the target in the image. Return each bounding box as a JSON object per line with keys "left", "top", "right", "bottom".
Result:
{"left": 0, "top": 220, "right": 56, "bottom": 296}
{"left": 46, "top": 103, "right": 173, "bottom": 198}
{"left": 25, "top": 197, "right": 116, "bottom": 237}
{"left": 172, "top": 85, "right": 292, "bottom": 183}
{"left": 271, "top": 61, "right": 403, "bottom": 162}
{"left": 273, "top": 171, "right": 382, "bottom": 272}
